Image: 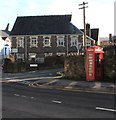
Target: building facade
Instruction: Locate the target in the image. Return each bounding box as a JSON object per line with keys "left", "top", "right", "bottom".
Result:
{"left": 81, "top": 23, "right": 100, "bottom": 47}
{"left": 10, "top": 15, "right": 84, "bottom": 62}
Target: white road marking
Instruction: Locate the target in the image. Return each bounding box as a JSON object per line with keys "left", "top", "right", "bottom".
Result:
{"left": 45, "top": 80, "right": 59, "bottom": 85}
{"left": 65, "top": 81, "right": 78, "bottom": 89}
{"left": 93, "top": 82, "right": 101, "bottom": 89}
{"left": 30, "top": 97, "right": 34, "bottom": 99}
{"left": 16, "top": 81, "right": 31, "bottom": 85}
{"left": 22, "top": 81, "right": 30, "bottom": 84}
{"left": 96, "top": 107, "right": 116, "bottom": 112}
{"left": 68, "top": 81, "right": 78, "bottom": 86}
{"left": 6, "top": 78, "right": 11, "bottom": 80}
{"left": 21, "top": 95, "right": 26, "bottom": 98}
{"left": 14, "top": 94, "right": 20, "bottom": 97}
{"left": 52, "top": 100, "right": 62, "bottom": 104}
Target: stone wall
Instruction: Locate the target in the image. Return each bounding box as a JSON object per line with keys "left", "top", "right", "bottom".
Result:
{"left": 64, "top": 45, "right": 116, "bottom": 82}
{"left": 103, "top": 45, "right": 116, "bottom": 81}
{"left": 64, "top": 55, "right": 86, "bottom": 80}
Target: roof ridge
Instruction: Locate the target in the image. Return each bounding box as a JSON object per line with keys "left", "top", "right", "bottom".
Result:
{"left": 17, "top": 14, "right": 72, "bottom": 18}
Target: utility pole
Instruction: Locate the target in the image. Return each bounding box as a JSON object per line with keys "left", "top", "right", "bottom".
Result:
{"left": 79, "top": 2, "right": 88, "bottom": 50}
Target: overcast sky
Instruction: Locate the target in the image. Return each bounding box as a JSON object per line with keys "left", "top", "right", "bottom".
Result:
{"left": 0, "top": 0, "right": 115, "bottom": 37}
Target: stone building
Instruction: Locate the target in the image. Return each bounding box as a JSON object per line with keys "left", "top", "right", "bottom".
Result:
{"left": 10, "top": 14, "right": 85, "bottom": 63}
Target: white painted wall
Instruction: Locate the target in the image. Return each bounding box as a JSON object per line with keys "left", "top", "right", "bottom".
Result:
{"left": 0, "top": 37, "right": 5, "bottom": 60}
{"left": 0, "top": 36, "right": 11, "bottom": 60}
{"left": 114, "top": 1, "right": 116, "bottom": 36}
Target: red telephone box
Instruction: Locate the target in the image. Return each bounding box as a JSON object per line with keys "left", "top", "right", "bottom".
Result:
{"left": 86, "top": 46, "right": 104, "bottom": 81}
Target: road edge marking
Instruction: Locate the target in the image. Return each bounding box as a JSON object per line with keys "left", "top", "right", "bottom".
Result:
{"left": 52, "top": 100, "right": 62, "bottom": 104}
{"left": 29, "top": 83, "right": 116, "bottom": 95}
{"left": 96, "top": 107, "right": 116, "bottom": 112}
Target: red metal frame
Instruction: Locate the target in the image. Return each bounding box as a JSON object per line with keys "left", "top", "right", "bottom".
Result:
{"left": 86, "top": 46, "right": 104, "bottom": 81}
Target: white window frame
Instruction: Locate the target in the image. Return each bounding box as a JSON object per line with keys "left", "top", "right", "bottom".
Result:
{"left": 43, "top": 36, "right": 51, "bottom": 47}
{"left": 57, "top": 36, "right": 65, "bottom": 47}
{"left": 44, "top": 53, "right": 53, "bottom": 57}
{"left": 36, "top": 57, "right": 44, "bottom": 63}
{"left": 30, "top": 36, "right": 38, "bottom": 47}
{"left": 86, "top": 40, "right": 91, "bottom": 47}
{"left": 17, "top": 37, "right": 24, "bottom": 48}
{"left": 56, "top": 53, "right": 65, "bottom": 56}
{"left": 71, "top": 36, "right": 78, "bottom": 47}
{"left": 29, "top": 53, "right": 37, "bottom": 61}
{"left": 16, "top": 53, "right": 24, "bottom": 60}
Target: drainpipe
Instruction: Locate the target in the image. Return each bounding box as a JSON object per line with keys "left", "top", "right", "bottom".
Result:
{"left": 66, "top": 35, "right": 69, "bottom": 55}
{"left": 25, "top": 36, "right": 28, "bottom": 61}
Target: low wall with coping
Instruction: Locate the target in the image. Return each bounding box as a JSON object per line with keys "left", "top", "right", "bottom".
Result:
{"left": 64, "top": 45, "right": 116, "bottom": 82}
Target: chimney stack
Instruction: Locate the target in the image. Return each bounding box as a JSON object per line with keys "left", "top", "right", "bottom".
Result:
{"left": 109, "top": 33, "right": 112, "bottom": 42}
{"left": 5, "top": 23, "right": 10, "bottom": 32}
{"left": 86, "top": 23, "right": 91, "bottom": 37}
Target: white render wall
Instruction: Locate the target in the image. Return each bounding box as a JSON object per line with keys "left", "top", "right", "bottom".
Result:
{"left": 114, "top": 1, "right": 116, "bottom": 36}
{"left": 0, "top": 36, "right": 11, "bottom": 60}
{"left": 0, "top": 37, "right": 5, "bottom": 60}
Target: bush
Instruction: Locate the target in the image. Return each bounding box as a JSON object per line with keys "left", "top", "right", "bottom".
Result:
{"left": 42, "top": 56, "right": 64, "bottom": 68}
{"left": 4, "top": 59, "right": 30, "bottom": 73}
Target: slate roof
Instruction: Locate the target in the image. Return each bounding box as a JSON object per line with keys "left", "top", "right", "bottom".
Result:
{"left": 0, "top": 30, "right": 9, "bottom": 37}
{"left": 10, "top": 15, "right": 83, "bottom": 35}
{"left": 2, "top": 30, "right": 10, "bottom": 35}
{"left": 81, "top": 28, "right": 99, "bottom": 42}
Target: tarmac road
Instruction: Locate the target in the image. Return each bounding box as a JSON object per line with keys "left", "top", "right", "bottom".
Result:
{"left": 2, "top": 82, "right": 115, "bottom": 118}
{"left": 2, "top": 69, "right": 115, "bottom": 118}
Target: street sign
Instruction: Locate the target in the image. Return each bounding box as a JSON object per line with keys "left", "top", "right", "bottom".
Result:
{"left": 11, "top": 48, "right": 18, "bottom": 53}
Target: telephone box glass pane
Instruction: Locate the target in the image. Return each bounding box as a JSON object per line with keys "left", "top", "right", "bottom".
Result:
{"left": 96, "top": 53, "right": 100, "bottom": 68}
{"left": 88, "top": 53, "right": 93, "bottom": 76}
{"left": 88, "top": 73, "right": 92, "bottom": 76}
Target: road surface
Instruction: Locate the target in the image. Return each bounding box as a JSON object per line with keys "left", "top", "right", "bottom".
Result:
{"left": 2, "top": 69, "right": 115, "bottom": 118}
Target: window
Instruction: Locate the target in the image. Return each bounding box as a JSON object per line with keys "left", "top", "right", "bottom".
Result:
{"left": 29, "top": 53, "right": 36, "bottom": 61}
{"left": 71, "top": 36, "right": 78, "bottom": 46}
{"left": 17, "top": 54, "right": 24, "bottom": 60}
{"left": 44, "top": 53, "right": 53, "bottom": 57}
{"left": 86, "top": 40, "right": 91, "bottom": 47}
{"left": 17, "top": 37, "right": 24, "bottom": 47}
{"left": 56, "top": 53, "right": 65, "bottom": 56}
{"left": 36, "top": 58, "right": 44, "bottom": 63}
{"left": 30, "top": 37, "right": 38, "bottom": 47}
{"left": 57, "top": 36, "right": 64, "bottom": 47}
{"left": 43, "top": 37, "right": 51, "bottom": 47}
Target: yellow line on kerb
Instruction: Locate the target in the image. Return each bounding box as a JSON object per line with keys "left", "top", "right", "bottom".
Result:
{"left": 3, "top": 76, "right": 115, "bottom": 95}
{"left": 3, "top": 76, "right": 62, "bottom": 82}
{"left": 60, "top": 88, "right": 116, "bottom": 95}
{"left": 29, "top": 84, "right": 116, "bottom": 95}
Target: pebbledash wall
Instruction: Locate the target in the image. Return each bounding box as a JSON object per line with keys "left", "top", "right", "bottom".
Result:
{"left": 64, "top": 45, "right": 116, "bottom": 81}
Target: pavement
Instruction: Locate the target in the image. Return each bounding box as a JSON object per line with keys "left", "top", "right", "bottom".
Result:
{"left": 1, "top": 68, "right": 116, "bottom": 94}
{"left": 28, "top": 72, "right": 116, "bottom": 94}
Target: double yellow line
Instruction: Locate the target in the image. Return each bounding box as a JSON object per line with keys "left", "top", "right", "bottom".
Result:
{"left": 3, "top": 76, "right": 116, "bottom": 95}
